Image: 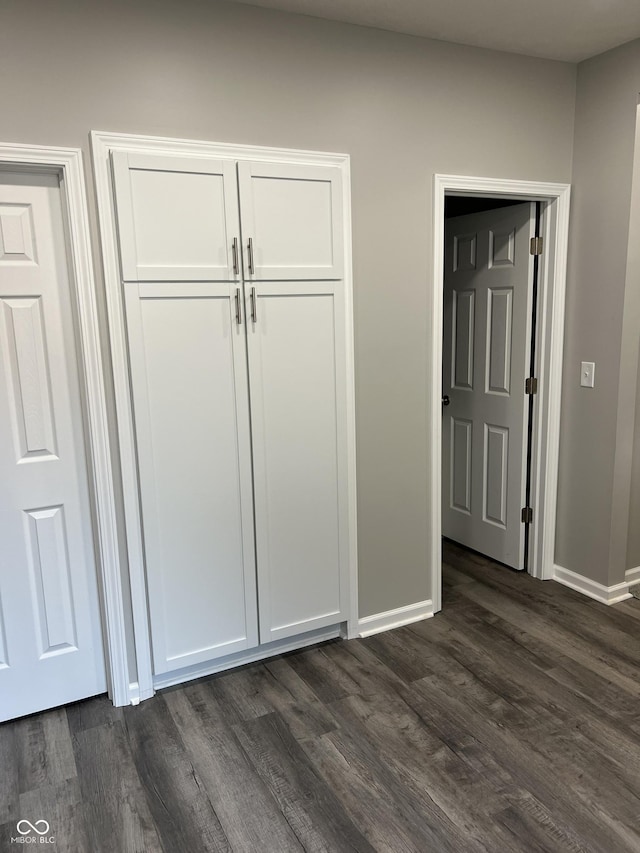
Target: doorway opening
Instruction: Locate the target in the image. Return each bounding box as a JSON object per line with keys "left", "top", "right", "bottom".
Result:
{"left": 431, "top": 176, "right": 571, "bottom": 613}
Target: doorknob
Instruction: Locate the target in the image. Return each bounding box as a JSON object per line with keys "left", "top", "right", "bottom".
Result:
{"left": 442, "top": 395, "right": 450, "bottom": 406}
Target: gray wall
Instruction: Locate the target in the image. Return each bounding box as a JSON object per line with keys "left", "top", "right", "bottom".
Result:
{"left": 0, "top": 0, "right": 577, "bottom": 618}
{"left": 557, "top": 40, "right": 640, "bottom": 584}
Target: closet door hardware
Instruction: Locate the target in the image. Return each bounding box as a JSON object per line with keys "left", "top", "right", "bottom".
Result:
{"left": 235, "top": 288, "right": 242, "bottom": 325}
{"left": 232, "top": 238, "right": 239, "bottom": 275}
{"left": 250, "top": 286, "right": 257, "bottom": 323}
{"left": 247, "top": 237, "right": 255, "bottom": 274}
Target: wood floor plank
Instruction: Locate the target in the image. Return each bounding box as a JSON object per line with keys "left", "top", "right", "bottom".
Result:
{"left": 300, "top": 723, "right": 477, "bottom": 853}
{"left": 234, "top": 711, "right": 376, "bottom": 852}
{"left": 163, "top": 684, "right": 303, "bottom": 853}
{"left": 0, "top": 723, "right": 19, "bottom": 825}
{"left": 403, "top": 672, "right": 634, "bottom": 853}
{"left": 18, "top": 778, "right": 89, "bottom": 853}
{"left": 123, "top": 697, "right": 231, "bottom": 853}
{"left": 328, "top": 690, "right": 522, "bottom": 852}
{"left": 14, "top": 708, "right": 76, "bottom": 794}
{"left": 72, "top": 721, "right": 163, "bottom": 853}
{"left": 66, "top": 694, "right": 124, "bottom": 736}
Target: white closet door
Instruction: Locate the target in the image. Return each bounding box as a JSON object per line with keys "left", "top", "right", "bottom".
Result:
{"left": 123, "top": 282, "right": 258, "bottom": 673}
{"left": 238, "top": 161, "right": 343, "bottom": 280}
{"left": 112, "top": 152, "right": 241, "bottom": 282}
{"left": 0, "top": 172, "right": 106, "bottom": 721}
{"left": 246, "top": 282, "right": 350, "bottom": 642}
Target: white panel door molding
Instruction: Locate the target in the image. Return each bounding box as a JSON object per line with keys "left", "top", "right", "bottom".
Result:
{"left": 246, "top": 282, "right": 350, "bottom": 642}
{"left": 0, "top": 170, "right": 107, "bottom": 721}
{"left": 443, "top": 203, "right": 535, "bottom": 569}
{"left": 432, "top": 175, "right": 571, "bottom": 612}
{"left": 238, "top": 160, "right": 344, "bottom": 280}
{"left": 92, "top": 131, "right": 358, "bottom": 703}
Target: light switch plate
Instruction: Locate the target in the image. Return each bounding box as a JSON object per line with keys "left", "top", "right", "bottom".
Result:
{"left": 581, "top": 361, "right": 595, "bottom": 388}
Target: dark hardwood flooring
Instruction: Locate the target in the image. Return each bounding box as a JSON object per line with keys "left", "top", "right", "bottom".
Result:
{"left": 3, "top": 541, "right": 640, "bottom": 852}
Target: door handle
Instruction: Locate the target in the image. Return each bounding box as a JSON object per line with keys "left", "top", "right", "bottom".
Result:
{"left": 235, "top": 288, "right": 242, "bottom": 325}
{"left": 247, "top": 237, "right": 255, "bottom": 275}
{"left": 232, "top": 238, "right": 239, "bottom": 275}
{"left": 442, "top": 395, "right": 450, "bottom": 406}
{"left": 250, "top": 286, "right": 257, "bottom": 323}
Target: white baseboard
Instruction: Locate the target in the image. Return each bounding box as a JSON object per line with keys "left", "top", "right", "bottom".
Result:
{"left": 625, "top": 566, "right": 640, "bottom": 586}
{"left": 357, "top": 599, "right": 434, "bottom": 638}
{"left": 128, "top": 680, "right": 155, "bottom": 705}
{"left": 553, "top": 565, "right": 631, "bottom": 605}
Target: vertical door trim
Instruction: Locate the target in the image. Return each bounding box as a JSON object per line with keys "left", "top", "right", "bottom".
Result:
{"left": 91, "top": 131, "right": 360, "bottom": 704}
{"left": 432, "top": 175, "right": 571, "bottom": 611}
{"left": 0, "top": 143, "right": 126, "bottom": 703}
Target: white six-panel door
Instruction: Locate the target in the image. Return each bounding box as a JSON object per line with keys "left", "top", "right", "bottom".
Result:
{"left": 0, "top": 172, "right": 106, "bottom": 721}
{"left": 442, "top": 203, "right": 535, "bottom": 569}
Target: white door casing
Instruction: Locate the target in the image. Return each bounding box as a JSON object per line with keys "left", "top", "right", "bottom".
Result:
{"left": 432, "top": 175, "right": 571, "bottom": 613}
{"left": 442, "top": 203, "right": 535, "bottom": 569}
{"left": 0, "top": 172, "right": 106, "bottom": 721}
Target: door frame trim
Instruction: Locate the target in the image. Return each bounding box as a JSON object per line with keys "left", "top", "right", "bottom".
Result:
{"left": 432, "top": 175, "right": 571, "bottom": 611}
{"left": 0, "top": 143, "right": 127, "bottom": 703}
{"left": 91, "top": 131, "right": 359, "bottom": 704}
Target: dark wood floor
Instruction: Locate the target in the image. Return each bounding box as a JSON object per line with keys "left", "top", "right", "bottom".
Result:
{"left": 3, "top": 542, "right": 640, "bottom": 852}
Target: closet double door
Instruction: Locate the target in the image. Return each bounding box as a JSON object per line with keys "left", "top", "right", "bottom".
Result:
{"left": 112, "top": 152, "right": 349, "bottom": 675}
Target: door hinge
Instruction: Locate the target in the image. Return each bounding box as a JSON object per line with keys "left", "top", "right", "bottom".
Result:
{"left": 525, "top": 377, "right": 538, "bottom": 395}
{"left": 521, "top": 506, "right": 533, "bottom": 524}
{"left": 530, "top": 236, "right": 543, "bottom": 256}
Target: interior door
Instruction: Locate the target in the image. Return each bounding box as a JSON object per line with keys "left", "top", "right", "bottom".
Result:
{"left": 442, "top": 203, "right": 535, "bottom": 569}
{"left": 237, "top": 160, "right": 343, "bottom": 280}
{"left": 246, "top": 281, "right": 350, "bottom": 642}
{"left": 0, "top": 171, "right": 106, "bottom": 721}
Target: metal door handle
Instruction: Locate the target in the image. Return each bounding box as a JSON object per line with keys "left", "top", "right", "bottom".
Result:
{"left": 232, "top": 238, "right": 239, "bottom": 275}
{"left": 250, "top": 286, "right": 257, "bottom": 323}
{"left": 247, "top": 237, "right": 255, "bottom": 274}
{"left": 235, "top": 288, "right": 242, "bottom": 325}
{"left": 442, "top": 395, "right": 450, "bottom": 406}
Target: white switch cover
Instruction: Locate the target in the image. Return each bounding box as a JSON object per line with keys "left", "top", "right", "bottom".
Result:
{"left": 581, "top": 361, "right": 595, "bottom": 388}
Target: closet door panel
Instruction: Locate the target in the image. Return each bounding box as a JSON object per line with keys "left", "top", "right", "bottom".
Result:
{"left": 124, "top": 282, "right": 257, "bottom": 674}
{"left": 112, "top": 153, "right": 240, "bottom": 282}
{"left": 238, "top": 161, "right": 343, "bottom": 280}
{"left": 247, "top": 282, "right": 349, "bottom": 642}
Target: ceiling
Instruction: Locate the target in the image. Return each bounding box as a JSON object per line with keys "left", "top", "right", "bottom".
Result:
{"left": 225, "top": 0, "right": 640, "bottom": 62}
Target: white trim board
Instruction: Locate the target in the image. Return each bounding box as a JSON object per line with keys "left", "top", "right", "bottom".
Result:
{"left": 357, "top": 600, "right": 434, "bottom": 638}
{"left": 91, "top": 130, "right": 359, "bottom": 704}
{"left": 553, "top": 565, "right": 632, "bottom": 605}
{"left": 0, "top": 143, "right": 126, "bottom": 704}
{"left": 431, "top": 175, "right": 571, "bottom": 613}
{"left": 626, "top": 566, "right": 640, "bottom": 586}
